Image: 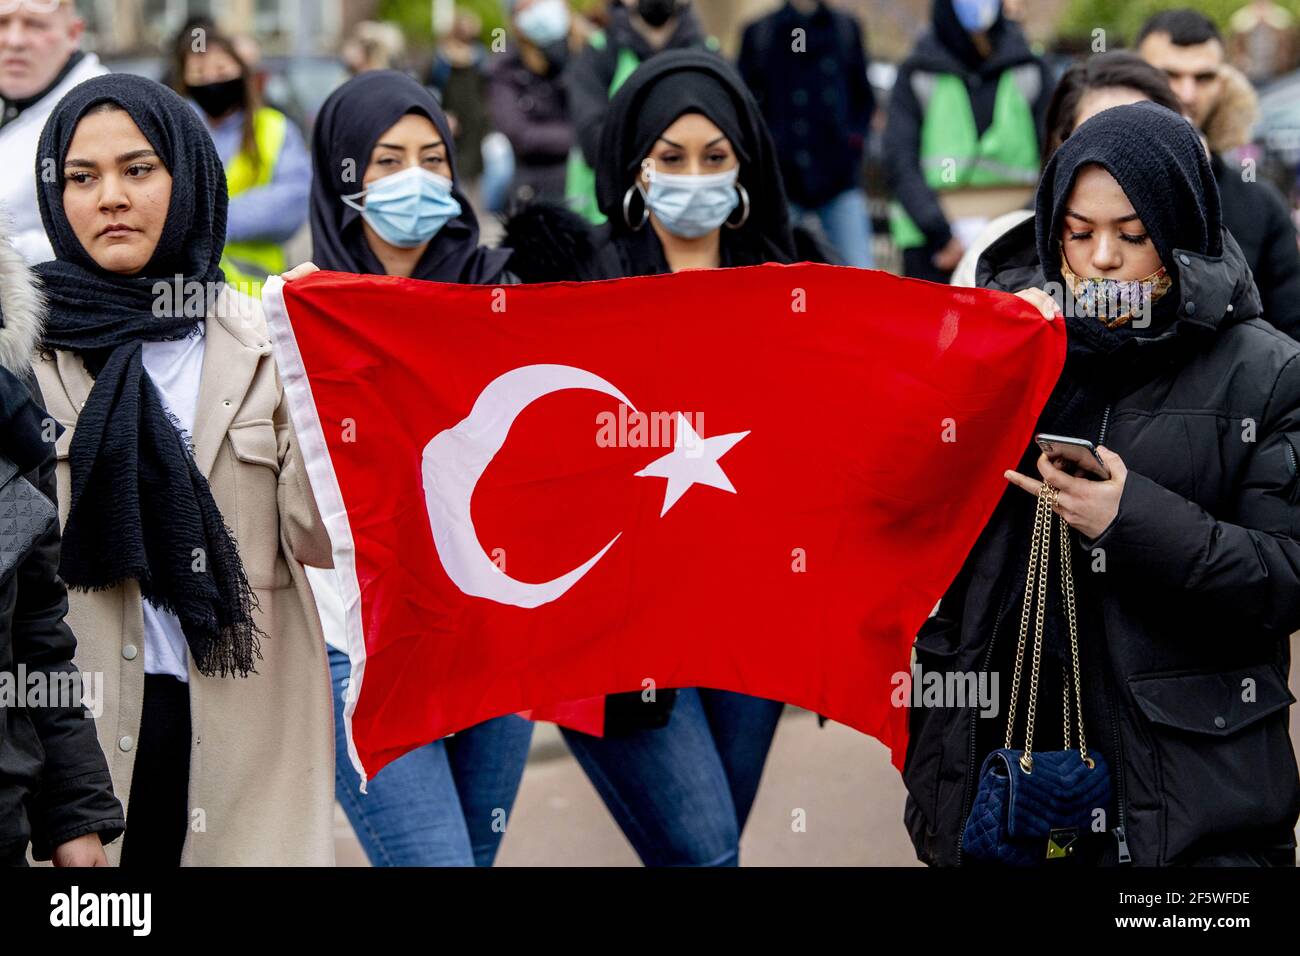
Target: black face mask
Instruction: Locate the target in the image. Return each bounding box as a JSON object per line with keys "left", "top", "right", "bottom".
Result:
{"left": 539, "top": 40, "right": 570, "bottom": 76}
{"left": 188, "top": 77, "right": 244, "bottom": 118}
{"left": 637, "top": 0, "right": 678, "bottom": 29}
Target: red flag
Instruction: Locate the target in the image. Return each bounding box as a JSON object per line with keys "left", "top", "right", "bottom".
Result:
{"left": 265, "top": 264, "right": 1064, "bottom": 786}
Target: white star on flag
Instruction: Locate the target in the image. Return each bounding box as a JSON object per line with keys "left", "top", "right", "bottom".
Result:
{"left": 635, "top": 413, "right": 751, "bottom": 517}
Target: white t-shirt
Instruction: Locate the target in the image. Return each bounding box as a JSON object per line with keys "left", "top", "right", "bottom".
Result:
{"left": 306, "top": 565, "right": 348, "bottom": 655}
{"left": 139, "top": 325, "right": 207, "bottom": 682}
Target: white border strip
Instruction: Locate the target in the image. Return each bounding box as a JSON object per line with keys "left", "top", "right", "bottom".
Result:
{"left": 262, "top": 277, "right": 371, "bottom": 791}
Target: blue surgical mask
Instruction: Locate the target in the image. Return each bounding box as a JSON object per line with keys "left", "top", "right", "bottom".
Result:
{"left": 342, "top": 165, "right": 462, "bottom": 248}
{"left": 952, "top": 0, "right": 1001, "bottom": 33}
{"left": 516, "top": 0, "right": 571, "bottom": 47}
{"left": 641, "top": 167, "right": 741, "bottom": 239}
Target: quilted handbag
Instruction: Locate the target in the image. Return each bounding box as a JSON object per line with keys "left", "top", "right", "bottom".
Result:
{"left": 961, "top": 483, "right": 1113, "bottom": 865}
{"left": 0, "top": 453, "right": 58, "bottom": 584}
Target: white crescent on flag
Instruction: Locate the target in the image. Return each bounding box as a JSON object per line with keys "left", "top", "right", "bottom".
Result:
{"left": 421, "top": 364, "right": 633, "bottom": 609}
{"left": 422, "top": 363, "right": 750, "bottom": 609}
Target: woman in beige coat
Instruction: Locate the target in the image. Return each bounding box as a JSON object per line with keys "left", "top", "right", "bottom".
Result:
{"left": 31, "top": 74, "right": 334, "bottom": 866}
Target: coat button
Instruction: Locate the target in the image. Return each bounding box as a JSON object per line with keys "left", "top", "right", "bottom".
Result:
{"left": 1213, "top": 716, "right": 1226, "bottom": 729}
{"left": 1186, "top": 302, "right": 1197, "bottom": 316}
{"left": 223, "top": 400, "right": 233, "bottom": 407}
{"left": 1179, "top": 254, "right": 1191, "bottom": 266}
{"left": 119, "top": 735, "right": 135, "bottom": 752}
{"left": 122, "top": 644, "right": 138, "bottom": 661}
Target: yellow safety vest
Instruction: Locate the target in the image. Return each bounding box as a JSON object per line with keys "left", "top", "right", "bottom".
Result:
{"left": 221, "top": 107, "right": 289, "bottom": 297}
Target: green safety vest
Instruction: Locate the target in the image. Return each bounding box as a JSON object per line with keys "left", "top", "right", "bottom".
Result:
{"left": 221, "top": 107, "right": 289, "bottom": 297}
{"left": 890, "top": 65, "right": 1041, "bottom": 250}
{"left": 565, "top": 32, "right": 720, "bottom": 224}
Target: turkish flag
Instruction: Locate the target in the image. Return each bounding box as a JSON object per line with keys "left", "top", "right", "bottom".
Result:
{"left": 265, "top": 264, "right": 1064, "bottom": 786}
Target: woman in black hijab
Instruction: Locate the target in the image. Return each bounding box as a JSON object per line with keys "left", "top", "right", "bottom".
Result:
{"left": 511, "top": 50, "right": 797, "bottom": 867}
{"left": 302, "top": 69, "right": 511, "bottom": 283}
{"left": 32, "top": 73, "right": 337, "bottom": 866}
{"left": 292, "top": 69, "right": 535, "bottom": 869}
{"left": 902, "top": 102, "right": 1300, "bottom": 867}
{"left": 507, "top": 49, "right": 816, "bottom": 284}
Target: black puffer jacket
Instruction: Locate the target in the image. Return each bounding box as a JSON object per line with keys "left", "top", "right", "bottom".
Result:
{"left": 903, "top": 216, "right": 1300, "bottom": 866}
{"left": 0, "top": 237, "right": 124, "bottom": 864}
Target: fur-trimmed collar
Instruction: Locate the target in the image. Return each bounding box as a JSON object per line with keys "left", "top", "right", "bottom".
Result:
{"left": 0, "top": 234, "right": 44, "bottom": 375}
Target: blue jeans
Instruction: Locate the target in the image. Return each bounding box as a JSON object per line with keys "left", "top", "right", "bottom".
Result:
{"left": 791, "top": 188, "right": 875, "bottom": 269}
{"left": 561, "top": 688, "right": 784, "bottom": 866}
{"left": 329, "top": 646, "right": 534, "bottom": 866}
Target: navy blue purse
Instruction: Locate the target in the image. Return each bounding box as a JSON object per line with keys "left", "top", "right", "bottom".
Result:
{"left": 961, "top": 484, "right": 1113, "bottom": 865}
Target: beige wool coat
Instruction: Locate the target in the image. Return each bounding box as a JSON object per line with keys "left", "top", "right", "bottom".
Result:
{"left": 33, "top": 286, "right": 336, "bottom": 866}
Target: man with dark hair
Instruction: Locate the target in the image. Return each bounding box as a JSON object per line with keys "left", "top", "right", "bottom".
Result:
{"left": 1135, "top": 8, "right": 1225, "bottom": 126}
{"left": 1139, "top": 7, "right": 1300, "bottom": 338}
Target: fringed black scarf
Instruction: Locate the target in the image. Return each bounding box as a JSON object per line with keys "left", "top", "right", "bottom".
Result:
{"left": 34, "top": 74, "right": 260, "bottom": 677}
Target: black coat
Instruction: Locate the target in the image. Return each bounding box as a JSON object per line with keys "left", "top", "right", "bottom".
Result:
{"left": 737, "top": 2, "right": 875, "bottom": 208}
{"left": 485, "top": 49, "right": 574, "bottom": 207}
{"left": 0, "top": 418, "right": 125, "bottom": 864}
{"left": 903, "top": 216, "right": 1300, "bottom": 866}
{"left": 1214, "top": 154, "right": 1300, "bottom": 341}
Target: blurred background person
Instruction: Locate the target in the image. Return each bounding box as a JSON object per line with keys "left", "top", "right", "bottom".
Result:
{"left": 1138, "top": 8, "right": 1300, "bottom": 338}
{"left": 487, "top": 0, "right": 579, "bottom": 210}
{"left": 952, "top": 51, "right": 1183, "bottom": 287}
{"left": 0, "top": 0, "right": 105, "bottom": 265}
{"left": 1229, "top": 0, "right": 1296, "bottom": 86}
{"left": 342, "top": 19, "right": 408, "bottom": 75}
{"left": 738, "top": 0, "right": 876, "bottom": 269}
{"left": 429, "top": 9, "right": 491, "bottom": 208}
{"left": 884, "top": 0, "right": 1050, "bottom": 283}
{"left": 169, "top": 19, "right": 310, "bottom": 295}
{"left": 565, "top": 0, "right": 715, "bottom": 223}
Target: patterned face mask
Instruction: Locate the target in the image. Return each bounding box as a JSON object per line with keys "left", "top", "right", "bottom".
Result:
{"left": 1060, "top": 251, "right": 1174, "bottom": 329}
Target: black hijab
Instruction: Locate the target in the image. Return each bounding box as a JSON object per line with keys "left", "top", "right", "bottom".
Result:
{"left": 932, "top": 0, "right": 1008, "bottom": 72}
{"left": 1015, "top": 99, "right": 1228, "bottom": 494}
{"left": 594, "top": 49, "right": 798, "bottom": 277}
{"left": 1037, "top": 100, "right": 1222, "bottom": 290}
{"left": 35, "top": 74, "right": 260, "bottom": 679}
{"left": 309, "top": 70, "right": 512, "bottom": 283}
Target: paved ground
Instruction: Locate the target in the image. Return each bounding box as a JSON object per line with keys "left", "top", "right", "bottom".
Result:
{"left": 334, "top": 706, "right": 918, "bottom": 867}
{"left": 335, "top": 658, "right": 1300, "bottom": 867}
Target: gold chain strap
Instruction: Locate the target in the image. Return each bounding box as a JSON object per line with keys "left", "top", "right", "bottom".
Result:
{"left": 1004, "top": 484, "right": 1092, "bottom": 773}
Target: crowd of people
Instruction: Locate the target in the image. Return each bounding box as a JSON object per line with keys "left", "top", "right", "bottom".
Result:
{"left": 0, "top": 0, "right": 1297, "bottom": 869}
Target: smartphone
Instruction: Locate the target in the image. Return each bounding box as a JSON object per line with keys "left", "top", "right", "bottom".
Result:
{"left": 1035, "top": 434, "right": 1111, "bottom": 480}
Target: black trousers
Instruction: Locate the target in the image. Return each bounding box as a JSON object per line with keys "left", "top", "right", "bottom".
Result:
{"left": 120, "top": 674, "right": 191, "bottom": 867}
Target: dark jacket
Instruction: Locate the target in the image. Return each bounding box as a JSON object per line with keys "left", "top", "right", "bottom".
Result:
{"left": 883, "top": 16, "right": 1050, "bottom": 249}
{"left": 486, "top": 48, "right": 574, "bottom": 207}
{"left": 565, "top": 5, "right": 712, "bottom": 169}
{"left": 1214, "top": 153, "right": 1300, "bottom": 340}
{"left": 0, "top": 239, "right": 124, "bottom": 864}
{"left": 737, "top": 2, "right": 875, "bottom": 208}
{"left": 903, "top": 216, "right": 1300, "bottom": 867}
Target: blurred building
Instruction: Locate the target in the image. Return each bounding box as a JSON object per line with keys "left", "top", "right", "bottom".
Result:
{"left": 80, "top": 0, "right": 1073, "bottom": 61}
{"left": 79, "top": 0, "right": 386, "bottom": 56}
{"left": 699, "top": 0, "right": 1071, "bottom": 61}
